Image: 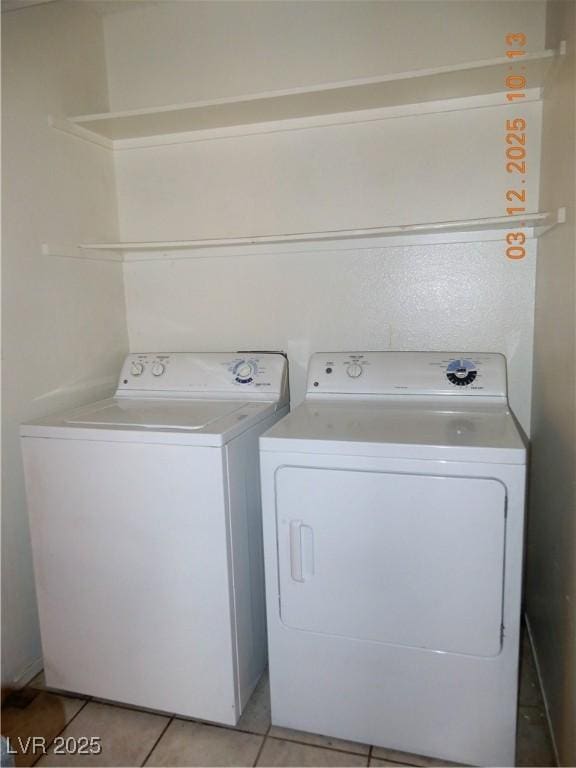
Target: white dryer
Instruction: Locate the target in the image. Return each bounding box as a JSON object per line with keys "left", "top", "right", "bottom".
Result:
{"left": 260, "top": 352, "right": 527, "bottom": 767}
{"left": 21, "top": 352, "right": 288, "bottom": 725}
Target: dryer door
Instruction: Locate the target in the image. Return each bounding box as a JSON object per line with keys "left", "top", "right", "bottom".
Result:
{"left": 275, "top": 467, "right": 506, "bottom": 657}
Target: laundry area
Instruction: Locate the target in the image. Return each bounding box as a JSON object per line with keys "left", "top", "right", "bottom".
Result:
{"left": 1, "top": 2, "right": 575, "bottom": 767}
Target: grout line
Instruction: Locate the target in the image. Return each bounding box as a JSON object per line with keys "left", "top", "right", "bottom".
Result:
{"left": 141, "top": 716, "right": 173, "bottom": 767}
{"left": 252, "top": 733, "right": 268, "bottom": 767}
{"left": 32, "top": 683, "right": 93, "bottom": 705}
{"left": 171, "top": 713, "right": 270, "bottom": 738}
{"left": 368, "top": 744, "right": 373, "bottom": 765}
{"left": 265, "top": 733, "right": 371, "bottom": 758}
{"left": 31, "top": 697, "right": 90, "bottom": 766}
{"left": 170, "top": 711, "right": 274, "bottom": 740}
{"left": 252, "top": 722, "right": 271, "bottom": 767}
{"left": 88, "top": 696, "right": 175, "bottom": 719}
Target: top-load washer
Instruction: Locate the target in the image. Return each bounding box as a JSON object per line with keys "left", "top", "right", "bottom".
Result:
{"left": 21, "top": 352, "right": 288, "bottom": 725}
{"left": 260, "top": 351, "right": 527, "bottom": 767}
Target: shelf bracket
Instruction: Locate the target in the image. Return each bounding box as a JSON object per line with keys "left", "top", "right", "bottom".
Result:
{"left": 535, "top": 207, "right": 566, "bottom": 238}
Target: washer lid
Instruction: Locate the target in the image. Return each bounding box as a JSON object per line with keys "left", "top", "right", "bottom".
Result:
{"left": 260, "top": 401, "right": 527, "bottom": 464}
{"left": 21, "top": 397, "right": 279, "bottom": 446}
{"left": 65, "top": 399, "right": 247, "bottom": 430}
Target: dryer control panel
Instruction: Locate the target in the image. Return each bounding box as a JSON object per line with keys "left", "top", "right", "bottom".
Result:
{"left": 306, "top": 352, "right": 507, "bottom": 398}
{"left": 116, "top": 352, "right": 288, "bottom": 401}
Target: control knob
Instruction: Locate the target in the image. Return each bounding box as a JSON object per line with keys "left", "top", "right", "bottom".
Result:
{"left": 131, "top": 362, "right": 144, "bottom": 377}
{"left": 446, "top": 359, "right": 477, "bottom": 386}
{"left": 346, "top": 363, "right": 363, "bottom": 378}
{"left": 236, "top": 362, "right": 254, "bottom": 380}
{"left": 152, "top": 362, "right": 165, "bottom": 377}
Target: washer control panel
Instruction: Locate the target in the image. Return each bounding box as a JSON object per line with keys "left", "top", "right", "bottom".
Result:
{"left": 116, "top": 352, "right": 288, "bottom": 400}
{"left": 307, "top": 352, "right": 507, "bottom": 398}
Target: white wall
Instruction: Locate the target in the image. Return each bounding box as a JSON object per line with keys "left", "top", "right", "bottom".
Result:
{"left": 527, "top": 2, "right": 576, "bottom": 765}
{"left": 103, "top": 1, "right": 545, "bottom": 433}
{"left": 125, "top": 241, "right": 537, "bottom": 429}
{"left": 1, "top": 2, "right": 128, "bottom": 687}
{"left": 103, "top": 0, "right": 546, "bottom": 110}
{"left": 114, "top": 101, "right": 542, "bottom": 241}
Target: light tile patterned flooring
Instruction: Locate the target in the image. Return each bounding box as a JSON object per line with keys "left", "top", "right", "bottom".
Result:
{"left": 2, "top": 633, "right": 555, "bottom": 767}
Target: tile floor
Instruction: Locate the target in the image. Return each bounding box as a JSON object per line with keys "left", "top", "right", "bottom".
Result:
{"left": 1, "top": 631, "right": 555, "bottom": 768}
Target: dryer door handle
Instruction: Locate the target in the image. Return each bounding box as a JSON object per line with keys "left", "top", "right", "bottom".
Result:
{"left": 290, "top": 520, "right": 314, "bottom": 582}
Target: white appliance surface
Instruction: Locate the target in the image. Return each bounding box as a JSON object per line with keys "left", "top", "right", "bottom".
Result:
{"left": 260, "top": 351, "right": 527, "bottom": 767}
{"left": 22, "top": 352, "right": 287, "bottom": 446}
{"left": 66, "top": 398, "right": 247, "bottom": 429}
{"left": 261, "top": 400, "right": 524, "bottom": 462}
{"left": 277, "top": 468, "right": 506, "bottom": 657}
{"left": 21, "top": 352, "right": 288, "bottom": 725}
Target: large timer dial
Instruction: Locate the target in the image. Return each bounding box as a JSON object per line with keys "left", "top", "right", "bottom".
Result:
{"left": 446, "top": 359, "right": 477, "bottom": 387}
{"left": 233, "top": 360, "right": 256, "bottom": 384}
